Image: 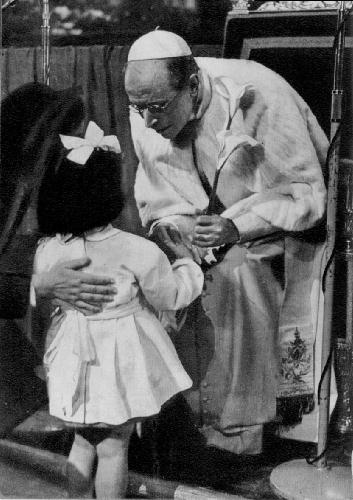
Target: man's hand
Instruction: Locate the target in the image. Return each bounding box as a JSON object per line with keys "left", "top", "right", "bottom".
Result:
{"left": 193, "top": 215, "right": 240, "bottom": 247}
{"left": 33, "top": 257, "right": 116, "bottom": 315}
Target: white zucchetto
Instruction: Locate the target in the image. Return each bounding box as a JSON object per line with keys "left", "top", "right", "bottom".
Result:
{"left": 127, "top": 30, "right": 192, "bottom": 61}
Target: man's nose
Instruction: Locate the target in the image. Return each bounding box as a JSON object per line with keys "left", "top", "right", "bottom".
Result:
{"left": 144, "top": 109, "right": 157, "bottom": 129}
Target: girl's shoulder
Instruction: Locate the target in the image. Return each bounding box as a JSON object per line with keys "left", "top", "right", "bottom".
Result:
{"left": 36, "top": 235, "right": 59, "bottom": 254}
{"left": 34, "top": 235, "right": 66, "bottom": 273}
{"left": 111, "top": 230, "right": 166, "bottom": 268}
{"left": 115, "top": 230, "right": 162, "bottom": 255}
{"left": 85, "top": 225, "right": 165, "bottom": 267}
{"left": 36, "top": 234, "right": 82, "bottom": 253}
{"left": 34, "top": 234, "right": 85, "bottom": 273}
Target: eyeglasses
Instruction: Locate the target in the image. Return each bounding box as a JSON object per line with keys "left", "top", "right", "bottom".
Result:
{"left": 129, "top": 91, "right": 180, "bottom": 117}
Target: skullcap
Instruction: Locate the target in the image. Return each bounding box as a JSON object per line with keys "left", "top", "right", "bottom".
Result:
{"left": 127, "top": 30, "right": 192, "bottom": 61}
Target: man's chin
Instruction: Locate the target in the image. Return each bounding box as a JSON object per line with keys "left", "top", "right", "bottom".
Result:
{"left": 173, "top": 120, "right": 197, "bottom": 146}
{"left": 157, "top": 126, "right": 175, "bottom": 139}
{"left": 155, "top": 121, "right": 195, "bottom": 143}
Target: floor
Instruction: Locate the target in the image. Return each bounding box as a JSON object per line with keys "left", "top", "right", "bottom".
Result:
{"left": 3, "top": 402, "right": 351, "bottom": 499}
{"left": 0, "top": 459, "right": 67, "bottom": 499}
{"left": 129, "top": 425, "right": 316, "bottom": 499}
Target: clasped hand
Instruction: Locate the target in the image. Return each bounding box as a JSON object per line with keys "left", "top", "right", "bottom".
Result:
{"left": 152, "top": 214, "right": 240, "bottom": 262}
{"left": 151, "top": 225, "right": 198, "bottom": 261}
{"left": 192, "top": 214, "right": 239, "bottom": 248}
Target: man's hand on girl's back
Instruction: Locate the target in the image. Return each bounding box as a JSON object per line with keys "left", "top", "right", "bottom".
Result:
{"left": 33, "top": 257, "right": 116, "bottom": 315}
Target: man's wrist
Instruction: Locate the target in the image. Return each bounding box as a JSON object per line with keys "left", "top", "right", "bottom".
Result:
{"left": 227, "top": 219, "right": 241, "bottom": 244}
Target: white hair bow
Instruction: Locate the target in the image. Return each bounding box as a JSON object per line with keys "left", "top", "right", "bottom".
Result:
{"left": 60, "top": 121, "right": 121, "bottom": 165}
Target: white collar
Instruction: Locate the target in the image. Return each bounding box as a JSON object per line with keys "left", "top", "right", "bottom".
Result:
{"left": 190, "top": 69, "right": 212, "bottom": 121}
{"left": 57, "top": 224, "right": 121, "bottom": 244}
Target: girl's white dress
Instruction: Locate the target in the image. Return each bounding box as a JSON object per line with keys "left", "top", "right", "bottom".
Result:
{"left": 34, "top": 224, "right": 203, "bottom": 426}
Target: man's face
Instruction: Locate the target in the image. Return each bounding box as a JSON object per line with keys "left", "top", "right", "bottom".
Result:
{"left": 125, "top": 60, "right": 194, "bottom": 141}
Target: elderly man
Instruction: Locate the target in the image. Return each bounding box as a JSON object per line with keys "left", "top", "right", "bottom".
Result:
{"left": 124, "top": 30, "right": 328, "bottom": 455}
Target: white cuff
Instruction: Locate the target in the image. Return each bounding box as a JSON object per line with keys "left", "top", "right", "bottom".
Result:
{"left": 148, "top": 218, "right": 180, "bottom": 237}
{"left": 222, "top": 211, "right": 274, "bottom": 244}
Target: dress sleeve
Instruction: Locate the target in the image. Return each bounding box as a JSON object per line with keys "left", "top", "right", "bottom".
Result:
{"left": 136, "top": 243, "right": 204, "bottom": 311}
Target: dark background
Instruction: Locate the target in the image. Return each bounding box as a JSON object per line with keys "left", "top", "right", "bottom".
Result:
{"left": 223, "top": 9, "right": 353, "bottom": 149}
{"left": 2, "top": 0, "right": 234, "bottom": 47}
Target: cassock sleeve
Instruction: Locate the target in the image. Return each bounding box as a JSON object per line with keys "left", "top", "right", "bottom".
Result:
{"left": 221, "top": 88, "right": 327, "bottom": 243}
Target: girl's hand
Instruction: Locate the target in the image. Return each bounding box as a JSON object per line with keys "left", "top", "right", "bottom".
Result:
{"left": 168, "top": 241, "right": 195, "bottom": 260}
{"left": 162, "top": 227, "right": 195, "bottom": 260}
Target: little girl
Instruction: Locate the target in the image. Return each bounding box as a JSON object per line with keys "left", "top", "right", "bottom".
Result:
{"left": 34, "top": 121, "right": 203, "bottom": 498}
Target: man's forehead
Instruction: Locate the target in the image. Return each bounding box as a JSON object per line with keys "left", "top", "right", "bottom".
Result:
{"left": 125, "top": 60, "right": 172, "bottom": 96}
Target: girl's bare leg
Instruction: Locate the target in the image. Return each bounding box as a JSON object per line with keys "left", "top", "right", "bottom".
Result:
{"left": 66, "top": 432, "right": 96, "bottom": 498}
{"left": 95, "top": 423, "right": 134, "bottom": 499}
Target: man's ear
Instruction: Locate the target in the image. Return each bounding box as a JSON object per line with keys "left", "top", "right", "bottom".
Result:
{"left": 189, "top": 73, "right": 199, "bottom": 97}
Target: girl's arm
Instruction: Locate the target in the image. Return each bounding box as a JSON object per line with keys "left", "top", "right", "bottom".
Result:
{"left": 136, "top": 241, "right": 204, "bottom": 312}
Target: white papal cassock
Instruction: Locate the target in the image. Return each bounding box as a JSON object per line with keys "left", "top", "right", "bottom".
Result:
{"left": 132, "top": 57, "right": 328, "bottom": 454}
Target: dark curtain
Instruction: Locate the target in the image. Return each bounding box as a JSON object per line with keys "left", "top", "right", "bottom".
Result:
{"left": 1, "top": 44, "right": 222, "bottom": 236}
{"left": 1, "top": 45, "right": 142, "bottom": 235}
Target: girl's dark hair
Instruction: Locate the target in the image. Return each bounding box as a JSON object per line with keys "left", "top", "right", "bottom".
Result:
{"left": 37, "top": 149, "right": 124, "bottom": 236}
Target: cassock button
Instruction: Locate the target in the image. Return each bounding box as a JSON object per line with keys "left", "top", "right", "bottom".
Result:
{"left": 202, "top": 396, "right": 209, "bottom": 403}
{"left": 202, "top": 381, "right": 209, "bottom": 388}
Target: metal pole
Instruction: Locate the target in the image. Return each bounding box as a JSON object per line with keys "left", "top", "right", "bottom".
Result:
{"left": 342, "top": 168, "right": 353, "bottom": 345}
{"left": 317, "top": 0, "right": 346, "bottom": 469}
{"left": 41, "top": 0, "right": 50, "bottom": 85}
